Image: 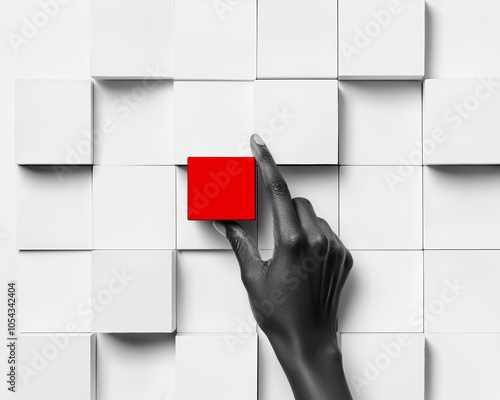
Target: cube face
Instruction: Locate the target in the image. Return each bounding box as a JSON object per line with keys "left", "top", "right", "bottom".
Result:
{"left": 92, "top": 166, "right": 176, "bottom": 250}
{"left": 16, "top": 80, "right": 92, "bottom": 165}
{"left": 176, "top": 334, "right": 258, "bottom": 400}
{"left": 188, "top": 157, "right": 256, "bottom": 221}
{"left": 426, "top": 334, "right": 500, "bottom": 400}
{"left": 339, "top": 81, "right": 422, "bottom": 165}
{"left": 341, "top": 333, "right": 425, "bottom": 400}
{"left": 174, "top": 0, "right": 256, "bottom": 80}
{"left": 17, "top": 166, "right": 92, "bottom": 250}
{"left": 339, "top": 166, "right": 422, "bottom": 250}
{"left": 426, "top": 0, "right": 500, "bottom": 78}
{"left": 254, "top": 80, "right": 339, "bottom": 165}
{"left": 18, "top": 334, "right": 95, "bottom": 400}
{"left": 91, "top": 0, "right": 173, "bottom": 78}
{"left": 338, "top": 0, "right": 425, "bottom": 79}
{"left": 173, "top": 81, "right": 254, "bottom": 164}
{"left": 424, "top": 79, "right": 500, "bottom": 165}
{"left": 339, "top": 251, "right": 423, "bottom": 333}
{"left": 92, "top": 251, "right": 176, "bottom": 333}
{"left": 19, "top": 251, "right": 91, "bottom": 333}
{"left": 423, "top": 166, "right": 500, "bottom": 249}
{"left": 93, "top": 80, "right": 174, "bottom": 165}
{"left": 257, "top": 0, "right": 337, "bottom": 78}
{"left": 424, "top": 251, "right": 500, "bottom": 333}
{"left": 176, "top": 251, "right": 256, "bottom": 333}
{"left": 97, "top": 333, "right": 175, "bottom": 400}
{"left": 177, "top": 167, "right": 257, "bottom": 249}
{"left": 258, "top": 166, "right": 339, "bottom": 250}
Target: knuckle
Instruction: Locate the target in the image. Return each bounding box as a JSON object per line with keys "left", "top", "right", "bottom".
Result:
{"left": 283, "top": 231, "right": 306, "bottom": 252}
{"left": 294, "top": 197, "right": 312, "bottom": 206}
{"left": 269, "top": 177, "right": 289, "bottom": 196}
{"left": 310, "top": 233, "right": 329, "bottom": 250}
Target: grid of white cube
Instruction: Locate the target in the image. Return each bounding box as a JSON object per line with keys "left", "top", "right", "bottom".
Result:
{"left": 13, "top": 0, "right": 500, "bottom": 399}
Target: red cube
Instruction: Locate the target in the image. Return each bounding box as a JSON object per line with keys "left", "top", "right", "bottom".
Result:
{"left": 187, "top": 157, "right": 256, "bottom": 221}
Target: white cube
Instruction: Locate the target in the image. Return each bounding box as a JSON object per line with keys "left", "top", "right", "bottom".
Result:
{"left": 424, "top": 166, "right": 500, "bottom": 249}
{"left": 338, "top": 0, "right": 425, "bottom": 79}
{"left": 18, "top": 334, "right": 95, "bottom": 400}
{"left": 92, "top": 251, "right": 176, "bottom": 333}
{"left": 177, "top": 251, "right": 255, "bottom": 333}
{"left": 174, "top": 0, "right": 256, "bottom": 80}
{"left": 425, "top": 251, "right": 500, "bottom": 332}
{"left": 16, "top": 80, "right": 92, "bottom": 165}
{"left": 425, "top": 0, "right": 500, "bottom": 78}
{"left": 257, "top": 0, "right": 337, "bottom": 78}
{"left": 17, "top": 166, "right": 92, "bottom": 250}
{"left": 424, "top": 79, "right": 500, "bottom": 164}
{"left": 258, "top": 329, "right": 294, "bottom": 400}
{"left": 93, "top": 80, "right": 174, "bottom": 165}
{"left": 341, "top": 333, "right": 425, "bottom": 400}
{"left": 258, "top": 166, "right": 339, "bottom": 250}
{"left": 176, "top": 167, "right": 257, "bottom": 250}
{"left": 254, "top": 80, "right": 338, "bottom": 165}
{"left": 339, "top": 251, "right": 423, "bottom": 332}
{"left": 91, "top": 0, "right": 173, "bottom": 78}
{"left": 97, "top": 333, "right": 175, "bottom": 400}
{"left": 426, "top": 334, "right": 500, "bottom": 400}
{"left": 176, "top": 333, "right": 258, "bottom": 400}
{"left": 339, "top": 81, "right": 422, "bottom": 165}
{"left": 19, "top": 251, "right": 91, "bottom": 333}
{"left": 173, "top": 81, "right": 254, "bottom": 164}
{"left": 93, "top": 166, "right": 176, "bottom": 250}
{"left": 340, "top": 166, "right": 422, "bottom": 250}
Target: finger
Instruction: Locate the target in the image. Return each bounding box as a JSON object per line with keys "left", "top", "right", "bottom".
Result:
{"left": 213, "top": 220, "right": 263, "bottom": 285}
{"left": 250, "top": 134, "right": 301, "bottom": 243}
{"left": 293, "top": 197, "right": 324, "bottom": 242}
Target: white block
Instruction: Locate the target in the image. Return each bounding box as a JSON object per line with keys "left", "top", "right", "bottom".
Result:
{"left": 177, "top": 251, "right": 255, "bottom": 333}
{"left": 92, "top": 251, "right": 176, "bottom": 333}
{"left": 176, "top": 333, "right": 258, "bottom": 400}
{"left": 257, "top": 0, "right": 337, "bottom": 78}
{"left": 340, "top": 166, "right": 422, "bottom": 250}
{"left": 339, "top": 251, "right": 423, "bottom": 333}
{"left": 174, "top": 0, "right": 256, "bottom": 80}
{"left": 341, "top": 333, "right": 425, "bottom": 400}
{"left": 18, "top": 334, "right": 95, "bottom": 400}
{"left": 258, "top": 329, "right": 294, "bottom": 400}
{"left": 91, "top": 0, "right": 173, "bottom": 78}
{"left": 19, "top": 252, "right": 91, "bottom": 333}
{"left": 93, "top": 166, "right": 176, "bottom": 250}
{"left": 426, "top": 0, "right": 500, "bottom": 78}
{"left": 258, "top": 166, "right": 339, "bottom": 250}
{"left": 93, "top": 80, "right": 174, "bottom": 165}
{"left": 339, "top": 81, "right": 422, "bottom": 165}
{"left": 424, "top": 79, "right": 500, "bottom": 164}
{"left": 426, "top": 334, "right": 500, "bottom": 400}
{"left": 254, "top": 80, "right": 338, "bottom": 165}
{"left": 16, "top": 80, "right": 92, "bottom": 165}
{"left": 176, "top": 167, "right": 257, "bottom": 250}
{"left": 17, "top": 166, "right": 92, "bottom": 250}
{"left": 424, "top": 251, "right": 500, "bottom": 332}
{"left": 173, "top": 81, "right": 254, "bottom": 164}
{"left": 338, "top": 0, "right": 425, "bottom": 79}
{"left": 97, "top": 333, "right": 175, "bottom": 400}
{"left": 424, "top": 166, "right": 500, "bottom": 249}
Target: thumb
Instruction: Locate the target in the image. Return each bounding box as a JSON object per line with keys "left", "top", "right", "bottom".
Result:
{"left": 213, "top": 220, "right": 263, "bottom": 285}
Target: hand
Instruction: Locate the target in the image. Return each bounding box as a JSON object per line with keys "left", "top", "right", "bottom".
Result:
{"left": 213, "top": 134, "right": 353, "bottom": 400}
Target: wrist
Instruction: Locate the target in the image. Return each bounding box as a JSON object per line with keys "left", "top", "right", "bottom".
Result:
{"left": 268, "top": 333, "right": 352, "bottom": 400}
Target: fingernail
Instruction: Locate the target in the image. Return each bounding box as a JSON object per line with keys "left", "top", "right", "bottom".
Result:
{"left": 213, "top": 221, "right": 226, "bottom": 236}
{"left": 252, "top": 134, "right": 265, "bottom": 146}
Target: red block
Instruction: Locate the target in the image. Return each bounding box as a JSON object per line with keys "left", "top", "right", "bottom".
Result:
{"left": 188, "top": 157, "right": 256, "bottom": 221}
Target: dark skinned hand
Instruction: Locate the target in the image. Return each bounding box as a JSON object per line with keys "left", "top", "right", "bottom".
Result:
{"left": 213, "top": 134, "right": 353, "bottom": 400}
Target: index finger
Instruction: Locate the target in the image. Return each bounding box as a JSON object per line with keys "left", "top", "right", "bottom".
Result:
{"left": 250, "top": 134, "right": 301, "bottom": 242}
